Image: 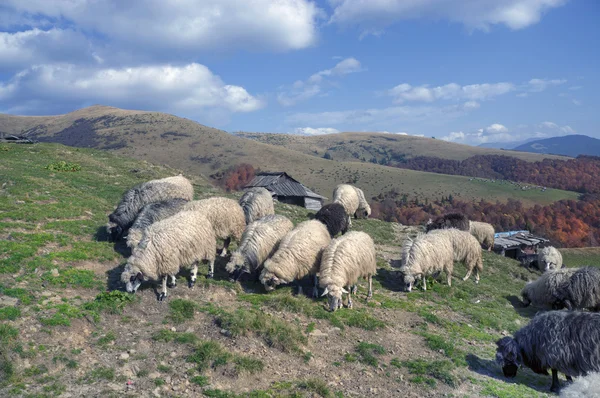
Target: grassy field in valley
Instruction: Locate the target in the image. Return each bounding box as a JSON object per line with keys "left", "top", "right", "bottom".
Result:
{"left": 0, "top": 143, "right": 588, "bottom": 397}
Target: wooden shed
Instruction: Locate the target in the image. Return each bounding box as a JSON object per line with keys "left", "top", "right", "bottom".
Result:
{"left": 493, "top": 231, "right": 550, "bottom": 263}
{"left": 243, "top": 172, "right": 326, "bottom": 211}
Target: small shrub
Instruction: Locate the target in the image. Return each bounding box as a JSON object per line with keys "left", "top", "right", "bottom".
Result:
{"left": 154, "top": 378, "right": 166, "bottom": 386}
{"left": 187, "top": 341, "right": 231, "bottom": 371}
{"left": 157, "top": 364, "right": 171, "bottom": 373}
{"left": 234, "top": 356, "right": 264, "bottom": 375}
{"left": 356, "top": 342, "right": 385, "bottom": 367}
{"left": 399, "top": 359, "right": 456, "bottom": 387}
{"left": 97, "top": 331, "right": 116, "bottom": 346}
{"left": 298, "top": 378, "right": 332, "bottom": 397}
{"left": 168, "top": 299, "right": 197, "bottom": 324}
{"left": 190, "top": 375, "right": 209, "bottom": 386}
{"left": 0, "top": 307, "right": 21, "bottom": 320}
{"left": 84, "top": 290, "right": 135, "bottom": 315}
{"left": 45, "top": 160, "right": 82, "bottom": 172}
{"left": 84, "top": 366, "right": 115, "bottom": 382}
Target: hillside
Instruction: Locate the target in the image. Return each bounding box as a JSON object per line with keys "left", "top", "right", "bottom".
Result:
{"left": 513, "top": 134, "right": 600, "bottom": 157}
{"left": 0, "top": 143, "right": 584, "bottom": 397}
{"left": 478, "top": 138, "right": 537, "bottom": 150}
{"left": 0, "top": 106, "right": 578, "bottom": 207}
{"left": 234, "top": 131, "right": 569, "bottom": 163}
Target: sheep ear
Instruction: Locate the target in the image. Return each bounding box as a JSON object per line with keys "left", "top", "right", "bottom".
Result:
{"left": 341, "top": 288, "right": 349, "bottom": 294}
{"left": 136, "top": 272, "right": 144, "bottom": 281}
{"left": 321, "top": 287, "right": 329, "bottom": 297}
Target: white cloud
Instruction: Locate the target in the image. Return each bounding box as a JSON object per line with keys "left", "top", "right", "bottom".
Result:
{"left": 0, "top": 63, "right": 264, "bottom": 117}
{"left": 387, "top": 82, "right": 515, "bottom": 103}
{"left": 441, "top": 121, "right": 576, "bottom": 145}
{"left": 293, "top": 127, "right": 340, "bottom": 135}
{"left": 4, "top": 0, "right": 323, "bottom": 54}
{"left": 278, "top": 57, "right": 363, "bottom": 106}
{"left": 526, "top": 78, "right": 567, "bottom": 92}
{"left": 329, "top": 0, "right": 567, "bottom": 36}
{"left": 572, "top": 99, "right": 582, "bottom": 106}
{"left": 569, "top": 86, "right": 582, "bottom": 90}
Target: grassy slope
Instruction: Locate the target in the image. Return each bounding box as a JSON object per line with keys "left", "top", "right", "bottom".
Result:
{"left": 0, "top": 106, "right": 578, "bottom": 207}
{"left": 1, "top": 143, "right": 591, "bottom": 397}
{"left": 234, "top": 132, "right": 570, "bottom": 162}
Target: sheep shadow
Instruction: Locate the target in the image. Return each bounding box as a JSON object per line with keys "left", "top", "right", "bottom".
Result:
{"left": 375, "top": 268, "right": 404, "bottom": 292}
{"left": 505, "top": 295, "right": 546, "bottom": 319}
{"left": 466, "top": 353, "right": 555, "bottom": 394}
{"left": 106, "top": 262, "right": 127, "bottom": 292}
{"left": 94, "top": 225, "right": 131, "bottom": 258}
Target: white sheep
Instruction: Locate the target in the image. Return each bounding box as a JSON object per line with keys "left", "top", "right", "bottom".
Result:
{"left": 469, "top": 221, "right": 495, "bottom": 251}
{"left": 239, "top": 187, "right": 275, "bottom": 224}
{"left": 319, "top": 231, "right": 377, "bottom": 311}
{"left": 399, "top": 232, "right": 455, "bottom": 292}
{"left": 560, "top": 372, "right": 600, "bottom": 398}
{"left": 428, "top": 228, "right": 484, "bottom": 284}
{"left": 538, "top": 246, "right": 563, "bottom": 272}
{"left": 521, "top": 267, "right": 579, "bottom": 308}
{"left": 182, "top": 196, "right": 245, "bottom": 257}
{"left": 332, "top": 184, "right": 370, "bottom": 227}
{"left": 260, "top": 220, "right": 331, "bottom": 297}
{"left": 354, "top": 187, "right": 371, "bottom": 218}
{"left": 121, "top": 210, "right": 216, "bottom": 301}
{"left": 107, "top": 174, "right": 194, "bottom": 242}
{"left": 126, "top": 198, "right": 189, "bottom": 249}
{"left": 225, "top": 214, "right": 294, "bottom": 281}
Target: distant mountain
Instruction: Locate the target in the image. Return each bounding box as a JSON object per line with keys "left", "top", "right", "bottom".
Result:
{"left": 513, "top": 135, "right": 600, "bottom": 157}
{"left": 478, "top": 137, "right": 538, "bottom": 150}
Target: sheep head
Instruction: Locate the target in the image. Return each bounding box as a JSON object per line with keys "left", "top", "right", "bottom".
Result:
{"left": 259, "top": 268, "right": 285, "bottom": 292}
{"left": 321, "top": 285, "right": 349, "bottom": 312}
{"left": 495, "top": 336, "right": 522, "bottom": 378}
{"left": 121, "top": 263, "right": 145, "bottom": 294}
{"left": 106, "top": 220, "right": 123, "bottom": 242}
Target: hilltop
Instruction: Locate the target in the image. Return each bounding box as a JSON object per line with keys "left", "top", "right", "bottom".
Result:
{"left": 513, "top": 134, "right": 600, "bottom": 157}
{"left": 0, "top": 106, "right": 577, "bottom": 207}
{"left": 3, "top": 143, "right": 597, "bottom": 397}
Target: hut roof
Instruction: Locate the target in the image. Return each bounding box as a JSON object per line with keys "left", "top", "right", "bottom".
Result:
{"left": 244, "top": 172, "right": 326, "bottom": 200}
{"left": 493, "top": 231, "right": 549, "bottom": 250}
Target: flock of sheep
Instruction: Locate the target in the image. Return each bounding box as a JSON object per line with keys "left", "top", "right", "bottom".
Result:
{"left": 105, "top": 174, "right": 600, "bottom": 395}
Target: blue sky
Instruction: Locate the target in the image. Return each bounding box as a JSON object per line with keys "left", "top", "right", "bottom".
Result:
{"left": 0, "top": 0, "right": 598, "bottom": 145}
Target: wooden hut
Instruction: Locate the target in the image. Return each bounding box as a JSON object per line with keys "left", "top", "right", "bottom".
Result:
{"left": 493, "top": 231, "right": 550, "bottom": 265}
{"left": 243, "top": 172, "right": 326, "bottom": 211}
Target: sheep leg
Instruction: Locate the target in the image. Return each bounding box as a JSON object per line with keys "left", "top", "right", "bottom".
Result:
{"left": 422, "top": 276, "right": 427, "bottom": 291}
{"left": 167, "top": 275, "right": 177, "bottom": 288}
{"left": 462, "top": 267, "right": 473, "bottom": 282}
{"left": 220, "top": 237, "right": 231, "bottom": 257}
{"left": 189, "top": 261, "right": 198, "bottom": 287}
{"left": 563, "top": 299, "right": 573, "bottom": 311}
{"left": 206, "top": 259, "right": 214, "bottom": 279}
{"left": 312, "top": 275, "right": 319, "bottom": 298}
{"left": 296, "top": 281, "right": 303, "bottom": 296}
{"left": 367, "top": 276, "right": 373, "bottom": 299}
{"left": 158, "top": 277, "right": 168, "bottom": 301}
{"left": 346, "top": 285, "right": 353, "bottom": 309}
{"left": 550, "top": 369, "right": 560, "bottom": 393}
{"left": 348, "top": 215, "right": 352, "bottom": 228}
{"left": 446, "top": 271, "right": 452, "bottom": 287}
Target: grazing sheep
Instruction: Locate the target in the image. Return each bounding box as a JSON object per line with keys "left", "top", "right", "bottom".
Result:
{"left": 354, "top": 187, "right": 371, "bottom": 219}
{"left": 560, "top": 372, "right": 600, "bottom": 398}
{"left": 106, "top": 174, "right": 193, "bottom": 242}
{"left": 120, "top": 210, "right": 216, "bottom": 301}
{"left": 259, "top": 220, "right": 331, "bottom": 296}
{"left": 538, "top": 246, "right": 563, "bottom": 272}
{"left": 314, "top": 203, "right": 349, "bottom": 238}
{"left": 225, "top": 215, "right": 294, "bottom": 281}
{"left": 239, "top": 187, "right": 275, "bottom": 224}
{"left": 521, "top": 267, "right": 579, "bottom": 308}
{"left": 126, "top": 198, "right": 189, "bottom": 249}
{"left": 554, "top": 266, "right": 600, "bottom": 311}
{"left": 425, "top": 212, "right": 469, "bottom": 233}
{"left": 469, "top": 221, "right": 495, "bottom": 251}
{"left": 319, "top": 231, "right": 377, "bottom": 311}
{"left": 399, "top": 232, "right": 455, "bottom": 292}
{"left": 182, "top": 197, "right": 245, "bottom": 257}
{"left": 427, "top": 228, "right": 483, "bottom": 284}
{"left": 495, "top": 311, "right": 600, "bottom": 392}
{"left": 332, "top": 184, "right": 359, "bottom": 227}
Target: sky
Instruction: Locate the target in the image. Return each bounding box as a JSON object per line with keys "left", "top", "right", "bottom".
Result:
{"left": 0, "top": 0, "right": 598, "bottom": 146}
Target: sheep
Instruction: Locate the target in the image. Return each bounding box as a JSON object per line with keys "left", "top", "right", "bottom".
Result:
{"left": 126, "top": 198, "right": 189, "bottom": 249}
{"left": 120, "top": 210, "right": 216, "bottom": 301}
{"left": 425, "top": 212, "right": 469, "bottom": 233}
{"left": 495, "top": 311, "right": 600, "bottom": 392}
{"left": 225, "top": 214, "right": 294, "bottom": 282}
{"left": 319, "top": 231, "right": 377, "bottom": 311}
{"left": 314, "top": 203, "right": 349, "bottom": 238}
{"left": 399, "top": 232, "right": 455, "bottom": 292}
{"left": 560, "top": 372, "right": 600, "bottom": 398}
{"left": 182, "top": 197, "right": 245, "bottom": 257}
{"left": 259, "top": 220, "right": 331, "bottom": 297}
{"left": 427, "top": 228, "right": 483, "bottom": 284}
{"left": 354, "top": 187, "right": 371, "bottom": 219}
{"left": 332, "top": 184, "right": 359, "bottom": 227}
{"left": 469, "top": 221, "right": 495, "bottom": 251}
{"left": 106, "top": 174, "right": 193, "bottom": 242}
{"left": 538, "top": 246, "right": 563, "bottom": 272}
{"left": 239, "top": 187, "right": 275, "bottom": 225}
{"left": 521, "top": 267, "right": 579, "bottom": 308}
{"left": 554, "top": 266, "right": 600, "bottom": 311}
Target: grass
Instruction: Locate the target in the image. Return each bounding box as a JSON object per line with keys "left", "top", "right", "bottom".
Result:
{"left": 187, "top": 340, "right": 231, "bottom": 372}
{"left": 190, "top": 375, "right": 209, "bottom": 386}
{"left": 394, "top": 359, "right": 456, "bottom": 387}
{"left": 97, "top": 332, "right": 116, "bottom": 347}
{"left": 355, "top": 342, "right": 385, "bottom": 367}
{"left": 83, "top": 366, "right": 115, "bottom": 383}
{"left": 0, "top": 307, "right": 20, "bottom": 320}
{"left": 233, "top": 356, "right": 265, "bottom": 375}
{"left": 168, "top": 298, "right": 197, "bottom": 324}
{"left": 560, "top": 247, "right": 600, "bottom": 268}
{"left": 152, "top": 329, "right": 198, "bottom": 344}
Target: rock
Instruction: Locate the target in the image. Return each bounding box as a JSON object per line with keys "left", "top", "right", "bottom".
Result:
{"left": 51, "top": 268, "right": 59, "bottom": 277}
{"left": 41, "top": 291, "right": 53, "bottom": 297}
{"left": 170, "top": 352, "right": 177, "bottom": 358}
{"left": 149, "top": 372, "right": 161, "bottom": 379}
{"left": 120, "top": 353, "right": 130, "bottom": 360}
{"left": 128, "top": 349, "right": 136, "bottom": 354}
{"left": 309, "top": 329, "right": 328, "bottom": 338}
{"left": 220, "top": 329, "right": 231, "bottom": 337}
{"left": 0, "top": 296, "right": 18, "bottom": 306}
{"left": 152, "top": 388, "right": 161, "bottom": 397}
{"left": 170, "top": 327, "right": 176, "bottom": 332}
